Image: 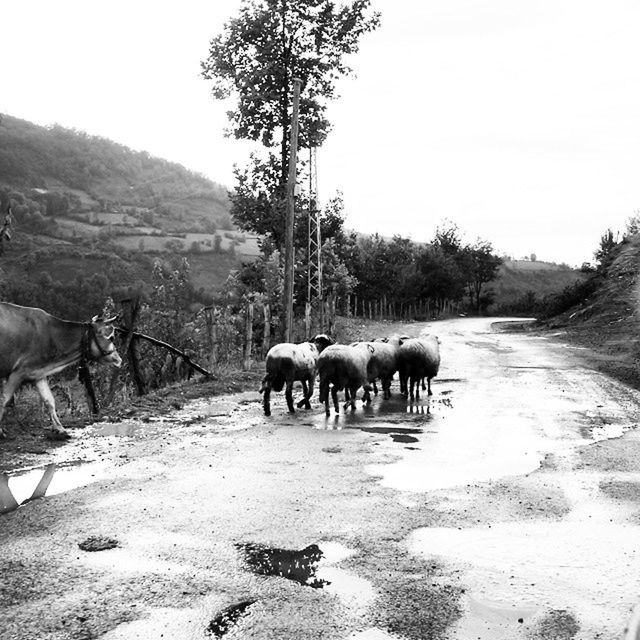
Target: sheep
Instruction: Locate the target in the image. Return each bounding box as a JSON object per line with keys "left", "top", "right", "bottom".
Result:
{"left": 317, "top": 343, "right": 375, "bottom": 415}
{"left": 397, "top": 335, "right": 440, "bottom": 401}
{"left": 349, "top": 334, "right": 405, "bottom": 402}
{"left": 260, "top": 334, "right": 333, "bottom": 416}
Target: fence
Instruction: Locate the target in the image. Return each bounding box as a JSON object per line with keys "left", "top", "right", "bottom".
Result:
{"left": 34, "top": 293, "right": 462, "bottom": 425}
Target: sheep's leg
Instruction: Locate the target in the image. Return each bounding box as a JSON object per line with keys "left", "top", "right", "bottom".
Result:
{"left": 409, "top": 377, "right": 416, "bottom": 402}
{"left": 427, "top": 377, "right": 433, "bottom": 396}
{"left": 400, "top": 374, "right": 408, "bottom": 398}
{"left": 319, "top": 380, "right": 331, "bottom": 416}
{"left": 0, "top": 373, "right": 23, "bottom": 439}
{"left": 285, "top": 380, "right": 295, "bottom": 413}
{"left": 262, "top": 381, "right": 272, "bottom": 416}
{"left": 297, "top": 379, "right": 312, "bottom": 409}
{"left": 331, "top": 386, "right": 340, "bottom": 414}
{"left": 372, "top": 380, "right": 378, "bottom": 396}
{"left": 344, "top": 385, "right": 358, "bottom": 411}
{"left": 421, "top": 378, "right": 427, "bottom": 391}
{"left": 414, "top": 377, "right": 421, "bottom": 401}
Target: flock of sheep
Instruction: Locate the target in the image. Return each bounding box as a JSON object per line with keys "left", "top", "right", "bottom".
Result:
{"left": 260, "top": 333, "right": 441, "bottom": 417}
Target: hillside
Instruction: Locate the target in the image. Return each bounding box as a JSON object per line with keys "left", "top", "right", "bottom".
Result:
{"left": 538, "top": 235, "right": 640, "bottom": 388}
{"left": 0, "top": 115, "right": 261, "bottom": 310}
{"left": 490, "top": 261, "right": 586, "bottom": 314}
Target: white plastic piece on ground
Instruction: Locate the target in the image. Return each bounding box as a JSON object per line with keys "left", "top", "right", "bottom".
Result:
{"left": 625, "top": 604, "right": 640, "bottom": 640}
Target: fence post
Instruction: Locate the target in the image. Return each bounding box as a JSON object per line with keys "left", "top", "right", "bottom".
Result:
{"left": 262, "top": 303, "right": 271, "bottom": 357}
{"left": 305, "top": 302, "right": 312, "bottom": 339}
{"left": 209, "top": 306, "right": 219, "bottom": 366}
{"left": 328, "top": 294, "right": 336, "bottom": 336}
{"left": 243, "top": 303, "right": 254, "bottom": 371}
{"left": 122, "top": 297, "right": 146, "bottom": 396}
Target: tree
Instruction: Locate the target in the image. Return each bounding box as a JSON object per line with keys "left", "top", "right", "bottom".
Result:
{"left": 201, "top": 0, "right": 380, "bottom": 188}
{"left": 594, "top": 228, "right": 619, "bottom": 273}
{"left": 460, "top": 240, "right": 503, "bottom": 313}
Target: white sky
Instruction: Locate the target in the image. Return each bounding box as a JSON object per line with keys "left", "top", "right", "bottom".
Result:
{"left": 2, "top": 0, "right": 640, "bottom": 266}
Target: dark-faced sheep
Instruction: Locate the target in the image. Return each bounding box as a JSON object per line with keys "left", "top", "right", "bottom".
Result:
{"left": 397, "top": 336, "right": 440, "bottom": 401}
{"left": 260, "top": 334, "right": 333, "bottom": 416}
{"left": 317, "top": 343, "right": 375, "bottom": 415}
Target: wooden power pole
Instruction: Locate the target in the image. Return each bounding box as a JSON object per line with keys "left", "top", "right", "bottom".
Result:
{"left": 283, "top": 78, "right": 302, "bottom": 343}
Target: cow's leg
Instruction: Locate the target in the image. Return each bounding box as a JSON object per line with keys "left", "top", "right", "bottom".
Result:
{"left": 422, "top": 378, "right": 427, "bottom": 391}
{"left": 372, "top": 380, "right": 378, "bottom": 396}
{"left": 285, "top": 380, "right": 295, "bottom": 413}
{"left": 0, "top": 373, "right": 24, "bottom": 438}
{"left": 409, "top": 377, "right": 416, "bottom": 402}
{"left": 427, "top": 377, "right": 433, "bottom": 396}
{"left": 34, "top": 379, "right": 70, "bottom": 440}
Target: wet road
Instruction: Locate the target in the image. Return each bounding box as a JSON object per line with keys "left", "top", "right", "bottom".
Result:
{"left": 2, "top": 317, "right": 640, "bottom": 640}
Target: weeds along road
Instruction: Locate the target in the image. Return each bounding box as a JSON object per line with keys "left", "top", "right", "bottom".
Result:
{"left": 2, "top": 317, "right": 640, "bottom": 640}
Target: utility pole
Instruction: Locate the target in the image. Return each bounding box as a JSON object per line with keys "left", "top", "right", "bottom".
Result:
{"left": 283, "top": 78, "right": 302, "bottom": 343}
{"left": 306, "top": 147, "right": 322, "bottom": 335}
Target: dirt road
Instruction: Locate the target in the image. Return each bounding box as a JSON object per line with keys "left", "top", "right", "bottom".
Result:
{"left": 2, "top": 317, "right": 640, "bottom": 640}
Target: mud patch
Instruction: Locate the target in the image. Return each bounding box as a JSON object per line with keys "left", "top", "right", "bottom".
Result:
{"left": 528, "top": 608, "right": 580, "bottom": 639}
{"left": 370, "top": 579, "right": 461, "bottom": 639}
{"left": 391, "top": 434, "right": 419, "bottom": 444}
{"left": 599, "top": 479, "right": 640, "bottom": 503}
{"left": 78, "top": 535, "right": 119, "bottom": 552}
{"left": 236, "top": 542, "right": 328, "bottom": 588}
{"left": 207, "top": 600, "right": 256, "bottom": 637}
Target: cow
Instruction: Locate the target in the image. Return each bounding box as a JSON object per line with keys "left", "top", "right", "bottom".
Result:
{"left": 0, "top": 302, "right": 122, "bottom": 439}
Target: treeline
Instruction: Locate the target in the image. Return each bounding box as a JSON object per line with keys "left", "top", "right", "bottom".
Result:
{"left": 0, "top": 115, "right": 229, "bottom": 216}
{"left": 229, "top": 201, "right": 503, "bottom": 323}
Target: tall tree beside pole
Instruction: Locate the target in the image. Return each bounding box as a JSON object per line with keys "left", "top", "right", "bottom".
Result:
{"left": 284, "top": 78, "right": 302, "bottom": 342}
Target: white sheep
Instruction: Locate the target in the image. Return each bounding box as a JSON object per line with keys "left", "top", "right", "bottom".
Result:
{"left": 317, "top": 343, "right": 375, "bottom": 415}
{"left": 260, "top": 334, "right": 333, "bottom": 416}
{"left": 349, "top": 334, "right": 405, "bottom": 402}
{"left": 397, "top": 335, "right": 440, "bottom": 401}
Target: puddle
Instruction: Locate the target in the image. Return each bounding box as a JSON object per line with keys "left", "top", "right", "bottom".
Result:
{"left": 391, "top": 434, "right": 419, "bottom": 443}
{"left": 236, "top": 540, "right": 376, "bottom": 611}
{"left": 348, "top": 630, "right": 402, "bottom": 640}
{"left": 236, "top": 542, "right": 328, "bottom": 587}
{"left": 2, "top": 459, "right": 112, "bottom": 514}
{"left": 407, "top": 519, "right": 640, "bottom": 635}
{"left": 207, "top": 600, "right": 256, "bottom": 637}
{"left": 94, "top": 421, "right": 142, "bottom": 437}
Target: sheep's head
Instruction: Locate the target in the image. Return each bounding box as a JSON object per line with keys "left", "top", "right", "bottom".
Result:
{"left": 312, "top": 334, "right": 334, "bottom": 353}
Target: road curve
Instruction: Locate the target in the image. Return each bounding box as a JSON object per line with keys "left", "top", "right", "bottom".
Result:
{"left": 1, "top": 317, "right": 640, "bottom": 640}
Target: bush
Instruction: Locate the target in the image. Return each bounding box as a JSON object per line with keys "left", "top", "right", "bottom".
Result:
{"left": 539, "top": 277, "right": 599, "bottom": 319}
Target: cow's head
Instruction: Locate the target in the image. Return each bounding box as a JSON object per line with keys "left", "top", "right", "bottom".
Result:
{"left": 89, "top": 314, "right": 122, "bottom": 367}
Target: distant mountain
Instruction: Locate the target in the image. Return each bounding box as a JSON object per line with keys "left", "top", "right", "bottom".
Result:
{"left": 0, "top": 114, "right": 262, "bottom": 317}
{"left": 0, "top": 114, "right": 234, "bottom": 231}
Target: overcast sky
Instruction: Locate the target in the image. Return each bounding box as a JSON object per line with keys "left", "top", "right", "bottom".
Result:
{"left": 3, "top": 0, "right": 640, "bottom": 266}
